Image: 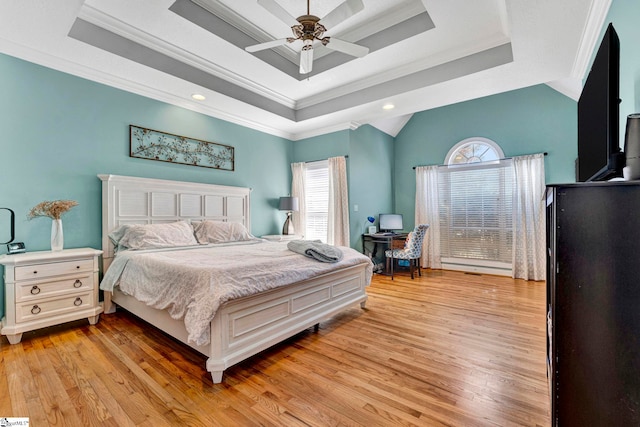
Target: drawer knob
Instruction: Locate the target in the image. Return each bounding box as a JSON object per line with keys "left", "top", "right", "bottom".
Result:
{"left": 73, "top": 279, "right": 83, "bottom": 288}
{"left": 76, "top": 265, "right": 80, "bottom": 269}
{"left": 74, "top": 297, "right": 83, "bottom": 306}
{"left": 31, "top": 305, "right": 41, "bottom": 315}
{"left": 30, "top": 285, "right": 41, "bottom": 295}
{"left": 33, "top": 270, "right": 38, "bottom": 275}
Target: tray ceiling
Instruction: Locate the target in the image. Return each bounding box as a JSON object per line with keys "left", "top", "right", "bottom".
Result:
{"left": 0, "top": 0, "right": 609, "bottom": 140}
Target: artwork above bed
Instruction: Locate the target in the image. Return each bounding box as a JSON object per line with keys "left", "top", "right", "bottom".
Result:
{"left": 129, "top": 125, "right": 234, "bottom": 171}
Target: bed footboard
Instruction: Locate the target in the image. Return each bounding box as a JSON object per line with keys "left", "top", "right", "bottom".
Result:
{"left": 206, "top": 263, "right": 368, "bottom": 383}
{"left": 107, "top": 263, "right": 368, "bottom": 383}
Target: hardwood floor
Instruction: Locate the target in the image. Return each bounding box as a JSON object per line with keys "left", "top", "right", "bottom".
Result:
{"left": 0, "top": 270, "right": 550, "bottom": 426}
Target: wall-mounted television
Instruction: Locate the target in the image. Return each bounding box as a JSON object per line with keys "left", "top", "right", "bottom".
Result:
{"left": 577, "top": 23, "right": 624, "bottom": 182}
{"left": 379, "top": 213, "right": 403, "bottom": 233}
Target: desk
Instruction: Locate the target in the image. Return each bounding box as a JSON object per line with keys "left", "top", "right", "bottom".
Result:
{"left": 362, "top": 233, "right": 408, "bottom": 274}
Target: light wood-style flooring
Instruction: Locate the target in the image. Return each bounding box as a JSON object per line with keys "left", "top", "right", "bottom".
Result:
{"left": 0, "top": 270, "right": 550, "bottom": 426}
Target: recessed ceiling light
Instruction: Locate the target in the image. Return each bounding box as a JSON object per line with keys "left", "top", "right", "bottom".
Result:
{"left": 383, "top": 103, "right": 395, "bottom": 110}
{"left": 191, "top": 93, "right": 206, "bottom": 101}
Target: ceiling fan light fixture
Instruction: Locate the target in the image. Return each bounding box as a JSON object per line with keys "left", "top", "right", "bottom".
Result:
{"left": 300, "top": 40, "right": 314, "bottom": 74}
{"left": 248, "top": 0, "right": 368, "bottom": 73}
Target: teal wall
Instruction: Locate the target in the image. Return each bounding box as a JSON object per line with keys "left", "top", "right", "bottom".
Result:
{"left": 394, "top": 84, "right": 578, "bottom": 228}
{"left": 0, "top": 53, "right": 292, "bottom": 317}
{"left": 2, "top": 0, "right": 638, "bottom": 320}
{"left": 293, "top": 125, "right": 395, "bottom": 251}
{"left": 292, "top": 130, "right": 350, "bottom": 162}
{"left": 391, "top": 0, "right": 640, "bottom": 229}
{"left": 606, "top": 0, "right": 640, "bottom": 140}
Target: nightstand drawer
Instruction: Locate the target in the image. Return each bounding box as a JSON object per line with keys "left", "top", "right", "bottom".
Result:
{"left": 15, "top": 274, "right": 94, "bottom": 302}
{"left": 15, "top": 258, "right": 94, "bottom": 281}
{"left": 16, "top": 291, "right": 94, "bottom": 323}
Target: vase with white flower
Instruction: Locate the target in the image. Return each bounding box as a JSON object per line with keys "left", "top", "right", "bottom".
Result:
{"left": 27, "top": 200, "right": 78, "bottom": 251}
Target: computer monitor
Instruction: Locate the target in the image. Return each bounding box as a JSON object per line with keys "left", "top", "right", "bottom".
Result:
{"left": 378, "top": 214, "right": 403, "bottom": 233}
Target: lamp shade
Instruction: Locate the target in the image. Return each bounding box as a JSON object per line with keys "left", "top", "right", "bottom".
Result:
{"left": 279, "top": 196, "right": 299, "bottom": 211}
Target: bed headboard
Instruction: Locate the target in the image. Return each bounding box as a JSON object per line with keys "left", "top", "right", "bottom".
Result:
{"left": 99, "top": 174, "right": 251, "bottom": 266}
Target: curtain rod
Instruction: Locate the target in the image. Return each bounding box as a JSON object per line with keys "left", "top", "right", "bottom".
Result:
{"left": 412, "top": 152, "right": 547, "bottom": 170}
{"left": 304, "top": 155, "right": 348, "bottom": 164}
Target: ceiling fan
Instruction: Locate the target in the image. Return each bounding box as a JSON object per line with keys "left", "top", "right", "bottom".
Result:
{"left": 245, "top": 0, "right": 369, "bottom": 74}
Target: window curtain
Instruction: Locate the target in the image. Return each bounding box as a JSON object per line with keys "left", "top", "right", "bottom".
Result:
{"left": 415, "top": 165, "right": 441, "bottom": 269}
{"left": 291, "top": 162, "right": 306, "bottom": 237}
{"left": 327, "top": 156, "right": 350, "bottom": 246}
{"left": 512, "top": 153, "right": 546, "bottom": 281}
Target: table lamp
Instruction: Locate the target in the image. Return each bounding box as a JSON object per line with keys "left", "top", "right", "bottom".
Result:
{"left": 279, "top": 196, "right": 299, "bottom": 235}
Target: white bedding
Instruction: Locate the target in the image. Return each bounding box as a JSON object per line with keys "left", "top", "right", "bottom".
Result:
{"left": 100, "top": 240, "right": 373, "bottom": 345}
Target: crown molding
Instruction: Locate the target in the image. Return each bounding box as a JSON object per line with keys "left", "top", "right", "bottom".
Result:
{"left": 190, "top": 0, "right": 299, "bottom": 63}
{"left": 290, "top": 122, "right": 354, "bottom": 141}
{"left": 0, "top": 36, "right": 294, "bottom": 140}
{"left": 571, "top": 0, "right": 612, "bottom": 81}
{"left": 296, "top": 32, "right": 510, "bottom": 110}
{"left": 187, "top": 0, "right": 426, "bottom": 62}
{"left": 313, "top": 0, "right": 426, "bottom": 59}
{"left": 78, "top": 3, "right": 297, "bottom": 109}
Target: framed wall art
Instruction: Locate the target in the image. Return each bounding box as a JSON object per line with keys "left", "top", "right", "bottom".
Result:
{"left": 129, "top": 125, "right": 234, "bottom": 171}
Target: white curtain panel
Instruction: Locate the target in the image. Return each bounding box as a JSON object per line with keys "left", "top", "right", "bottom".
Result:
{"left": 512, "top": 153, "right": 546, "bottom": 281}
{"left": 291, "top": 162, "right": 306, "bottom": 237}
{"left": 415, "top": 165, "right": 442, "bottom": 269}
{"left": 327, "top": 156, "right": 350, "bottom": 246}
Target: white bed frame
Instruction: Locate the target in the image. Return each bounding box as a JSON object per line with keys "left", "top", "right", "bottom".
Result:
{"left": 99, "top": 174, "right": 369, "bottom": 383}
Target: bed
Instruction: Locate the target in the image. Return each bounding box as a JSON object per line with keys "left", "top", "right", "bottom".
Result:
{"left": 98, "top": 174, "right": 373, "bottom": 383}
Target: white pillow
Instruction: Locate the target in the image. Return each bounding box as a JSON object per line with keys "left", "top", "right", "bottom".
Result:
{"left": 192, "top": 221, "right": 254, "bottom": 244}
{"left": 116, "top": 221, "right": 198, "bottom": 250}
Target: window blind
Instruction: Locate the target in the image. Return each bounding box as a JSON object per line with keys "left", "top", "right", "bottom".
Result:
{"left": 304, "top": 160, "right": 329, "bottom": 242}
{"left": 438, "top": 161, "right": 514, "bottom": 264}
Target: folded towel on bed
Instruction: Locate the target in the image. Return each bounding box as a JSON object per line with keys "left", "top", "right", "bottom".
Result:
{"left": 287, "top": 239, "right": 344, "bottom": 263}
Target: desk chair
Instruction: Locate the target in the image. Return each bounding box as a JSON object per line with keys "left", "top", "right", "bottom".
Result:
{"left": 385, "top": 224, "right": 429, "bottom": 280}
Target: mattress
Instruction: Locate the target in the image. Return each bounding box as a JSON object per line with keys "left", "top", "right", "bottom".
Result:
{"left": 100, "top": 240, "right": 373, "bottom": 345}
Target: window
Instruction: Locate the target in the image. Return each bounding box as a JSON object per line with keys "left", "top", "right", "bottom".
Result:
{"left": 440, "top": 138, "right": 513, "bottom": 271}
{"left": 304, "top": 160, "right": 328, "bottom": 242}
{"left": 446, "top": 137, "right": 503, "bottom": 165}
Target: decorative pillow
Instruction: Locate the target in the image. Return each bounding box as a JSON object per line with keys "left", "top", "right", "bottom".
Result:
{"left": 114, "top": 221, "right": 198, "bottom": 250}
{"left": 192, "top": 220, "right": 254, "bottom": 244}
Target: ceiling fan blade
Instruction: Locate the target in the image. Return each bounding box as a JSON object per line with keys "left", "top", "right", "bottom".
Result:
{"left": 300, "top": 47, "right": 314, "bottom": 74}
{"left": 245, "top": 38, "right": 290, "bottom": 53}
{"left": 318, "top": 0, "right": 364, "bottom": 29}
{"left": 257, "top": 0, "right": 300, "bottom": 27}
{"left": 324, "top": 38, "right": 369, "bottom": 58}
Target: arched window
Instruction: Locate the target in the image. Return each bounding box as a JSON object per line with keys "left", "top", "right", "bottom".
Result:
{"left": 445, "top": 137, "right": 504, "bottom": 165}
{"left": 437, "top": 137, "right": 513, "bottom": 274}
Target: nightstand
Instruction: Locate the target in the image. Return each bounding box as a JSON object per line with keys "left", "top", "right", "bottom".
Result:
{"left": 0, "top": 248, "right": 103, "bottom": 344}
{"left": 261, "top": 234, "right": 303, "bottom": 241}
